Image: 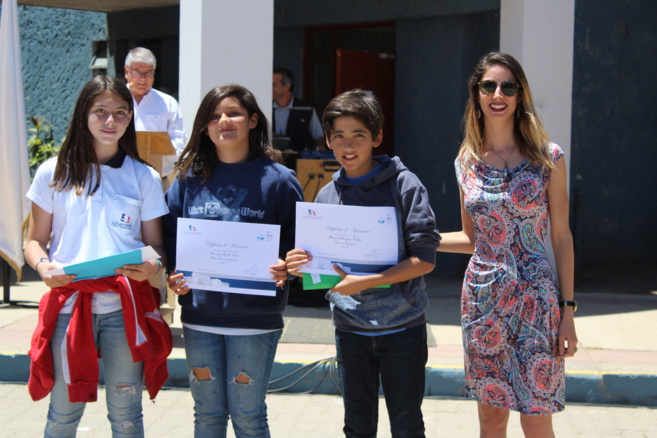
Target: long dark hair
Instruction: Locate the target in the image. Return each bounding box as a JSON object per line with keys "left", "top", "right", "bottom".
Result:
{"left": 177, "top": 84, "right": 277, "bottom": 181}
{"left": 460, "top": 52, "right": 553, "bottom": 170}
{"left": 51, "top": 75, "right": 143, "bottom": 195}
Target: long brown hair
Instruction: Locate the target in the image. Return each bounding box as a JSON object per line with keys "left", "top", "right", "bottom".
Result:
{"left": 177, "top": 84, "right": 278, "bottom": 181}
{"left": 51, "top": 75, "right": 143, "bottom": 195}
{"left": 459, "top": 52, "right": 553, "bottom": 171}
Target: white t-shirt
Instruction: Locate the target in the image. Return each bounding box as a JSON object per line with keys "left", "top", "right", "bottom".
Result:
{"left": 27, "top": 155, "right": 169, "bottom": 314}
{"left": 133, "top": 87, "right": 186, "bottom": 175}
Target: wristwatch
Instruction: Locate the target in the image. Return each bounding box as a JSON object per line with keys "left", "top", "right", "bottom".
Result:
{"left": 559, "top": 299, "right": 578, "bottom": 312}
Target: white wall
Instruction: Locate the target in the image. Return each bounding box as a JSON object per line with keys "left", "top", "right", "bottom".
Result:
{"left": 500, "top": 0, "right": 576, "bottom": 268}
{"left": 179, "top": 0, "right": 274, "bottom": 131}
{"left": 500, "top": 0, "right": 575, "bottom": 162}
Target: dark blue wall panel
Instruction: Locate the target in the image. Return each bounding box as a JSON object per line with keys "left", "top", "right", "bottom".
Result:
{"left": 273, "top": 27, "right": 305, "bottom": 95}
{"left": 571, "top": 0, "right": 657, "bottom": 267}
{"left": 274, "top": 0, "right": 498, "bottom": 27}
{"left": 395, "top": 13, "right": 499, "bottom": 276}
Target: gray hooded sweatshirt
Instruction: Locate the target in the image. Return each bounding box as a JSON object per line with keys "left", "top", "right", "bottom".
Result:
{"left": 315, "top": 155, "right": 442, "bottom": 332}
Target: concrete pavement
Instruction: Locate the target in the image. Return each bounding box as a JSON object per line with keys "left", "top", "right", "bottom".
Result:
{"left": 1, "top": 269, "right": 656, "bottom": 436}
{"left": 1, "top": 384, "right": 655, "bottom": 437}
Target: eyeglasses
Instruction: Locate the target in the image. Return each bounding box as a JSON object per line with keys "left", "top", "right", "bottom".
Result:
{"left": 127, "top": 68, "right": 154, "bottom": 79}
{"left": 477, "top": 80, "right": 520, "bottom": 97}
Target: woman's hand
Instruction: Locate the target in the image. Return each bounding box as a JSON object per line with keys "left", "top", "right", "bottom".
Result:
{"left": 556, "top": 308, "right": 578, "bottom": 358}
{"left": 167, "top": 270, "right": 190, "bottom": 295}
{"left": 115, "top": 259, "right": 161, "bottom": 282}
{"left": 285, "top": 249, "right": 312, "bottom": 276}
{"left": 270, "top": 259, "right": 288, "bottom": 287}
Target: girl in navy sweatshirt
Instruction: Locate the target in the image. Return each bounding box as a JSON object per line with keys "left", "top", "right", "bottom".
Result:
{"left": 164, "top": 84, "right": 303, "bottom": 437}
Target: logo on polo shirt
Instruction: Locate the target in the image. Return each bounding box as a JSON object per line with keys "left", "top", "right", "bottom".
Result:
{"left": 111, "top": 210, "right": 134, "bottom": 231}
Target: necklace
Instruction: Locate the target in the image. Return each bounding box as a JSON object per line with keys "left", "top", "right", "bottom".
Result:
{"left": 484, "top": 141, "right": 518, "bottom": 171}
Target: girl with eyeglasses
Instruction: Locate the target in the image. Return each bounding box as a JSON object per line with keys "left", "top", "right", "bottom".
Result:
{"left": 438, "top": 52, "right": 578, "bottom": 437}
{"left": 24, "top": 75, "right": 171, "bottom": 437}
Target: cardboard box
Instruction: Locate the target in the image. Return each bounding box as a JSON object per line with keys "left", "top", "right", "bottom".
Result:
{"left": 136, "top": 131, "right": 176, "bottom": 176}
{"left": 296, "top": 158, "right": 341, "bottom": 201}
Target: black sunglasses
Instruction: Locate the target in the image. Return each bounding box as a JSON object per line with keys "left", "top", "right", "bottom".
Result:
{"left": 477, "top": 80, "right": 521, "bottom": 97}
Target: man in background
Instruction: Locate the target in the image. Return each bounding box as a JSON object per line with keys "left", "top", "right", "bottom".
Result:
{"left": 272, "top": 67, "right": 324, "bottom": 159}
{"left": 125, "top": 47, "right": 186, "bottom": 179}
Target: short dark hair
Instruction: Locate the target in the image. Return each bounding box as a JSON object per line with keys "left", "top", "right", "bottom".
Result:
{"left": 177, "top": 83, "right": 276, "bottom": 181}
{"left": 273, "top": 67, "right": 294, "bottom": 92}
{"left": 322, "top": 89, "right": 384, "bottom": 138}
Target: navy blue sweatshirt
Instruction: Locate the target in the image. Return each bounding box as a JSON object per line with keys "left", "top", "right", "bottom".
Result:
{"left": 163, "top": 156, "right": 304, "bottom": 330}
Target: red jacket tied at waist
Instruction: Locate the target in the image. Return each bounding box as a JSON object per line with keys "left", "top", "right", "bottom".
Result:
{"left": 28, "top": 275, "right": 173, "bottom": 403}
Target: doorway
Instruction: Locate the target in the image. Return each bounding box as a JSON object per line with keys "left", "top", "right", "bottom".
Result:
{"left": 303, "top": 23, "right": 396, "bottom": 155}
{"left": 335, "top": 48, "right": 395, "bottom": 156}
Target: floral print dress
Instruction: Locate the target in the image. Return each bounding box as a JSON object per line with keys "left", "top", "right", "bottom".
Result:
{"left": 455, "top": 143, "right": 565, "bottom": 415}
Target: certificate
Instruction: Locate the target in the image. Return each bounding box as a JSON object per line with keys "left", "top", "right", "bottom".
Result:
{"left": 295, "top": 202, "right": 398, "bottom": 289}
{"left": 45, "top": 246, "right": 161, "bottom": 281}
{"left": 176, "top": 218, "right": 280, "bottom": 296}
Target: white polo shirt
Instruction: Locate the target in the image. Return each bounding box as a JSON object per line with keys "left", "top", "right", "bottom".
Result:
{"left": 27, "top": 155, "right": 169, "bottom": 313}
{"left": 132, "top": 87, "right": 187, "bottom": 175}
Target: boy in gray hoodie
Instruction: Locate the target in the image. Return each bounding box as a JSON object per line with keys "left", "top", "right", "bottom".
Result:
{"left": 286, "top": 89, "right": 441, "bottom": 438}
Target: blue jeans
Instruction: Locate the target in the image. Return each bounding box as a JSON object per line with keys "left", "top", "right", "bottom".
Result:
{"left": 45, "top": 310, "right": 145, "bottom": 437}
{"left": 183, "top": 327, "right": 282, "bottom": 438}
{"left": 335, "top": 323, "right": 428, "bottom": 438}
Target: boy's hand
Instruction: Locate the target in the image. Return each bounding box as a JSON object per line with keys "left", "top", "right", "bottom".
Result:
{"left": 285, "top": 249, "right": 312, "bottom": 276}
{"left": 330, "top": 264, "right": 366, "bottom": 296}
{"left": 167, "top": 270, "right": 191, "bottom": 295}
{"left": 270, "top": 259, "right": 288, "bottom": 287}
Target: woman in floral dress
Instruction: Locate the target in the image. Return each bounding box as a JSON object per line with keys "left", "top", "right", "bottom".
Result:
{"left": 438, "top": 52, "right": 578, "bottom": 437}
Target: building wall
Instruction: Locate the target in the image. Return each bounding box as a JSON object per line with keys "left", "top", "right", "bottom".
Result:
{"left": 107, "top": 6, "right": 180, "bottom": 98}
{"left": 16, "top": 6, "right": 106, "bottom": 139}
{"left": 570, "top": 0, "right": 657, "bottom": 268}
{"left": 273, "top": 27, "right": 305, "bottom": 96}
{"left": 273, "top": 0, "right": 499, "bottom": 27}
{"left": 395, "top": 12, "right": 500, "bottom": 276}
{"left": 8, "top": 0, "right": 655, "bottom": 277}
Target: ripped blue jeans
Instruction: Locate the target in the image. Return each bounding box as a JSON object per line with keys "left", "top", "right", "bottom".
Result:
{"left": 182, "top": 326, "right": 281, "bottom": 438}
{"left": 45, "top": 309, "right": 144, "bottom": 437}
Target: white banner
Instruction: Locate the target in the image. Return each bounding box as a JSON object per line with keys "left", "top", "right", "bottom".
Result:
{"left": 0, "top": 0, "right": 31, "bottom": 280}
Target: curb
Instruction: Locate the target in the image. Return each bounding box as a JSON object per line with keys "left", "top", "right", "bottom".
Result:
{"left": 2, "top": 353, "right": 655, "bottom": 407}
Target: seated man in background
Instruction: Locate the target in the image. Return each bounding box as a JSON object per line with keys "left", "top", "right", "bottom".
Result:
{"left": 272, "top": 67, "right": 324, "bottom": 168}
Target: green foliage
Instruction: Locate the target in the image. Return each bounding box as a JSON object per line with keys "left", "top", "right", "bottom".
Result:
{"left": 27, "top": 116, "right": 64, "bottom": 179}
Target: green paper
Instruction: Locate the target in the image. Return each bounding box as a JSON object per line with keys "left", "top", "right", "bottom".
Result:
{"left": 302, "top": 273, "right": 391, "bottom": 290}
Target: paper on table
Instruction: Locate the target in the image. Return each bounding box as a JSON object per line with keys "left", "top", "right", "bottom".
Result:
{"left": 175, "top": 218, "right": 281, "bottom": 296}
{"left": 295, "top": 202, "right": 398, "bottom": 290}
{"left": 44, "top": 246, "right": 161, "bottom": 281}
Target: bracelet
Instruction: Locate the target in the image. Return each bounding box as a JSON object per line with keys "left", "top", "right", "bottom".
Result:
{"left": 154, "top": 259, "right": 163, "bottom": 274}
{"left": 559, "top": 299, "right": 578, "bottom": 312}
{"left": 35, "top": 257, "right": 49, "bottom": 271}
